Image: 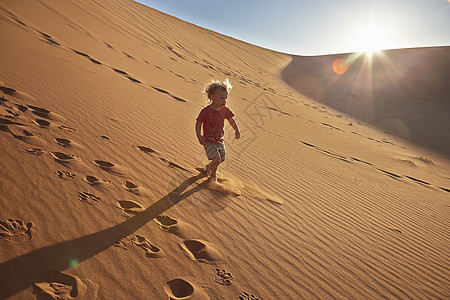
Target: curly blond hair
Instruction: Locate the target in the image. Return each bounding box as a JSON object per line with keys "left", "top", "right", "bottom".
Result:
{"left": 202, "top": 78, "right": 232, "bottom": 102}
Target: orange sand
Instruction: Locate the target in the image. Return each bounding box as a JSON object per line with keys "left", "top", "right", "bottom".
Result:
{"left": 0, "top": 0, "right": 449, "bottom": 299}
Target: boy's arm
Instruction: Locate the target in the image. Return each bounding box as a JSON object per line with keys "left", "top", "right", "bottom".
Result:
{"left": 195, "top": 121, "right": 206, "bottom": 144}
{"left": 228, "top": 117, "right": 240, "bottom": 139}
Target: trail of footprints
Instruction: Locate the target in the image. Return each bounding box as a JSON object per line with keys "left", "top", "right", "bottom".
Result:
{"left": 2, "top": 81, "right": 449, "bottom": 298}
{"left": 1, "top": 84, "right": 259, "bottom": 298}
{"left": 242, "top": 91, "right": 401, "bottom": 149}
{"left": 214, "top": 268, "right": 234, "bottom": 285}
{"left": 56, "top": 170, "right": 76, "bottom": 180}
{"left": 69, "top": 47, "right": 188, "bottom": 102}
{"left": 2, "top": 8, "right": 190, "bottom": 103}
{"left": 238, "top": 95, "right": 446, "bottom": 193}
{"left": 2, "top": 6, "right": 286, "bottom": 104}
{"left": 299, "top": 140, "right": 449, "bottom": 193}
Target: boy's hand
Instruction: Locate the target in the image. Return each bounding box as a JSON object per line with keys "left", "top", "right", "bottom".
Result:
{"left": 198, "top": 136, "right": 207, "bottom": 144}
{"left": 235, "top": 131, "right": 240, "bottom": 139}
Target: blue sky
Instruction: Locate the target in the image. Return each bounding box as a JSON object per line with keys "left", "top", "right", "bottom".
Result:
{"left": 136, "top": 0, "right": 450, "bottom": 55}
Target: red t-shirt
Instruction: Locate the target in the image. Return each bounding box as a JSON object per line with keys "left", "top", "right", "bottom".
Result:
{"left": 196, "top": 105, "right": 235, "bottom": 144}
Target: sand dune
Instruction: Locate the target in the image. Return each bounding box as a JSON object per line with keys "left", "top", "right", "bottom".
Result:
{"left": 0, "top": 0, "right": 449, "bottom": 299}
{"left": 282, "top": 47, "right": 450, "bottom": 155}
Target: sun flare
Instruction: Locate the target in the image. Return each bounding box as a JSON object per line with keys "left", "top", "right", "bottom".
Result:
{"left": 352, "top": 26, "right": 393, "bottom": 54}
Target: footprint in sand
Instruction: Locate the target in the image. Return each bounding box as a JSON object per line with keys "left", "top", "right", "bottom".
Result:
{"left": 0, "top": 117, "right": 25, "bottom": 126}
{"left": 133, "top": 235, "right": 165, "bottom": 258}
{"left": 39, "top": 32, "right": 61, "bottom": 46}
{"left": 33, "top": 271, "right": 98, "bottom": 300}
{"left": 56, "top": 170, "right": 76, "bottom": 180}
{"left": 78, "top": 192, "right": 101, "bottom": 205}
{"left": 0, "top": 123, "right": 12, "bottom": 134}
{"left": 123, "top": 180, "right": 151, "bottom": 197}
{"left": 93, "top": 160, "right": 127, "bottom": 176}
{"left": 171, "top": 95, "right": 187, "bottom": 102}
{"left": 151, "top": 86, "right": 187, "bottom": 102}
{"left": 58, "top": 125, "right": 76, "bottom": 132}
{"left": 115, "top": 200, "right": 143, "bottom": 216}
{"left": 214, "top": 268, "right": 234, "bottom": 286}
{"left": 15, "top": 130, "right": 47, "bottom": 147}
{"left": 10, "top": 103, "right": 27, "bottom": 114}
{"left": 55, "top": 137, "right": 70, "bottom": 146}
{"left": 180, "top": 239, "right": 222, "bottom": 262}
{"left": 71, "top": 49, "right": 102, "bottom": 65}
{"left": 111, "top": 68, "right": 141, "bottom": 83}
{"left": 124, "top": 180, "right": 137, "bottom": 190}
{"left": 33, "top": 118, "right": 52, "bottom": 128}
{"left": 0, "top": 219, "right": 34, "bottom": 244}
{"left": 24, "top": 147, "right": 44, "bottom": 155}
{"left": 405, "top": 176, "right": 431, "bottom": 186}
{"left": 126, "top": 76, "right": 141, "bottom": 83}
{"left": 1, "top": 104, "right": 21, "bottom": 117}
{"left": 72, "top": 49, "right": 90, "bottom": 58}
{"left": 164, "top": 278, "right": 210, "bottom": 300}
{"left": 377, "top": 169, "right": 402, "bottom": 179}
{"left": 28, "top": 105, "right": 65, "bottom": 122}
{"left": 159, "top": 157, "right": 191, "bottom": 173}
{"left": 89, "top": 57, "right": 102, "bottom": 65}
{"left": 1, "top": 99, "right": 25, "bottom": 117}
{"left": 319, "top": 149, "right": 351, "bottom": 163}
{"left": 207, "top": 178, "right": 242, "bottom": 196}
{"left": 114, "top": 235, "right": 134, "bottom": 250}
{"left": 50, "top": 151, "right": 83, "bottom": 169}
{"left": 440, "top": 187, "right": 450, "bottom": 193}
{"left": 301, "top": 141, "right": 316, "bottom": 148}
{"left": 113, "top": 68, "right": 128, "bottom": 75}
{"left": 54, "top": 137, "right": 82, "bottom": 149}
{"left": 0, "top": 85, "right": 36, "bottom": 102}
{"left": 239, "top": 291, "right": 260, "bottom": 300}
{"left": 154, "top": 215, "right": 197, "bottom": 239}
{"left": 350, "top": 157, "right": 373, "bottom": 166}
{"left": 122, "top": 51, "right": 135, "bottom": 60}
{"left": 93, "top": 160, "right": 114, "bottom": 169}
{"left": 83, "top": 175, "right": 110, "bottom": 186}
{"left": 134, "top": 145, "right": 157, "bottom": 154}
{"left": 152, "top": 86, "right": 170, "bottom": 95}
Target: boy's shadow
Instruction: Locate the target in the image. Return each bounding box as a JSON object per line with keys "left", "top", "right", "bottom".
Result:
{"left": 0, "top": 173, "right": 208, "bottom": 299}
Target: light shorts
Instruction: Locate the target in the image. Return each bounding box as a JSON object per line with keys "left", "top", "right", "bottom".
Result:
{"left": 203, "top": 142, "right": 226, "bottom": 161}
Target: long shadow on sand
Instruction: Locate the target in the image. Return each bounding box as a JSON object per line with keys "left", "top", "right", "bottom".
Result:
{"left": 0, "top": 173, "right": 208, "bottom": 299}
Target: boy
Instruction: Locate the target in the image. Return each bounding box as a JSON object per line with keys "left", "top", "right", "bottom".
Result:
{"left": 196, "top": 79, "right": 240, "bottom": 182}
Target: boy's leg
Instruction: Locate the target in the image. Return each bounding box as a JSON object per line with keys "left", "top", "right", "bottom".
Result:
{"left": 203, "top": 143, "right": 225, "bottom": 182}
{"left": 204, "top": 143, "right": 220, "bottom": 177}
{"left": 209, "top": 145, "right": 226, "bottom": 181}
{"left": 208, "top": 157, "right": 221, "bottom": 181}
{"left": 205, "top": 156, "right": 219, "bottom": 177}
{"left": 205, "top": 161, "right": 212, "bottom": 176}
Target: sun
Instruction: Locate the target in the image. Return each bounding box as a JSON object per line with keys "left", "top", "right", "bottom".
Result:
{"left": 352, "top": 26, "right": 393, "bottom": 54}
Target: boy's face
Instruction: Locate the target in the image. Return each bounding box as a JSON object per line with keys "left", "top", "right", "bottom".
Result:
{"left": 210, "top": 89, "right": 228, "bottom": 107}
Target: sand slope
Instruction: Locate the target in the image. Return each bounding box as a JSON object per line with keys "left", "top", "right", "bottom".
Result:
{"left": 0, "top": 0, "right": 449, "bottom": 299}
{"left": 282, "top": 47, "right": 450, "bottom": 155}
